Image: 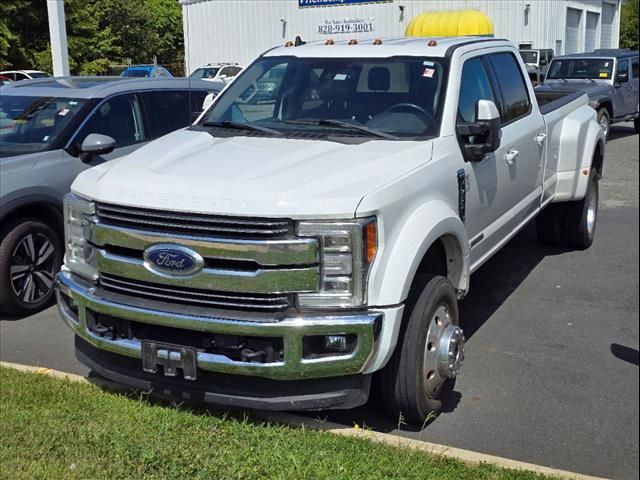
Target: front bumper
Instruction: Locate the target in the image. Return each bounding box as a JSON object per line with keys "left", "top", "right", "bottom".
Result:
{"left": 56, "top": 271, "right": 382, "bottom": 383}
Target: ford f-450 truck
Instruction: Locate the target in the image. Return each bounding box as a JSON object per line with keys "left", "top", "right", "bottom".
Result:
{"left": 56, "top": 37, "right": 605, "bottom": 424}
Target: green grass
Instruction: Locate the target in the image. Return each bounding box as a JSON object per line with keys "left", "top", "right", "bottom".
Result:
{"left": 0, "top": 367, "right": 550, "bottom": 480}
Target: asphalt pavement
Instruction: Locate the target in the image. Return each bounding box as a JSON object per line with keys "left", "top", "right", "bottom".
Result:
{"left": 2, "top": 124, "right": 638, "bottom": 480}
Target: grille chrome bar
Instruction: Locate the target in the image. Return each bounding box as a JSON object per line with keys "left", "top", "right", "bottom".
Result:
{"left": 100, "top": 273, "right": 291, "bottom": 311}
{"left": 96, "top": 203, "right": 292, "bottom": 238}
{"left": 90, "top": 222, "right": 318, "bottom": 267}
{"left": 95, "top": 249, "right": 319, "bottom": 294}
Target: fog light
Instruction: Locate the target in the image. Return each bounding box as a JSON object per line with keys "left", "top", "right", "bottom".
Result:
{"left": 323, "top": 335, "right": 348, "bottom": 352}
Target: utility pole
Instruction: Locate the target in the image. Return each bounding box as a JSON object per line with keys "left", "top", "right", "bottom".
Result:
{"left": 46, "top": 0, "right": 70, "bottom": 76}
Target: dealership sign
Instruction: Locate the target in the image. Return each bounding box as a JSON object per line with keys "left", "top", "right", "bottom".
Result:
{"left": 300, "top": 0, "right": 390, "bottom": 8}
{"left": 318, "top": 18, "right": 374, "bottom": 34}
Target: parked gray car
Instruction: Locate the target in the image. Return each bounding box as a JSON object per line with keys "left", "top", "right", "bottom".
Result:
{"left": 537, "top": 49, "right": 639, "bottom": 138}
{"left": 0, "top": 76, "right": 222, "bottom": 316}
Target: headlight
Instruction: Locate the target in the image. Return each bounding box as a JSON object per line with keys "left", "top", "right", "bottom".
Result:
{"left": 297, "top": 218, "right": 377, "bottom": 309}
{"left": 63, "top": 193, "right": 97, "bottom": 281}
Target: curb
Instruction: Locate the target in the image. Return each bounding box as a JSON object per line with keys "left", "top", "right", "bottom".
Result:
{"left": 0, "top": 361, "right": 608, "bottom": 480}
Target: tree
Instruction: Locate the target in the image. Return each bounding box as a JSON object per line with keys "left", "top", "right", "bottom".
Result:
{"left": 620, "top": 0, "right": 639, "bottom": 50}
{"left": 0, "top": 0, "right": 184, "bottom": 74}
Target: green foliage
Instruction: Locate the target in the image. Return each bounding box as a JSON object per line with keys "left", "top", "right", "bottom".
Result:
{"left": 1, "top": 367, "right": 551, "bottom": 480}
{"left": 0, "top": 0, "right": 183, "bottom": 74}
{"left": 620, "top": 0, "right": 639, "bottom": 50}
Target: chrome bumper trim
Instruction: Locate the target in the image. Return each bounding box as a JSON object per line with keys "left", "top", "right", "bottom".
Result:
{"left": 56, "top": 271, "right": 380, "bottom": 380}
{"left": 91, "top": 222, "right": 319, "bottom": 266}
{"left": 95, "top": 249, "right": 319, "bottom": 294}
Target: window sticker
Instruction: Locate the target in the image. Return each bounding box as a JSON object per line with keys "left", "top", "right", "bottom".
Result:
{"left": 57, "top": 108, "right": 70, "bottom": 116}
{"left": 422, "top": 68, "right": 435, "bottom": 78}
{"left": 599, "top": 72, "right": 609, "bottom": 78}
{"left": 423, "top": 61, "right": 435, "bottom": 66}
{"left": 334, "top": 73, "right": 348, "bottom": 81}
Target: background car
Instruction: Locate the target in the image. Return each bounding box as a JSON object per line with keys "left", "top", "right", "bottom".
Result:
{"left": 519, "top": 48, "right": 554, "bottom": 85}
{"left": 189, "top": 63, "right": 243, "bottom": 84}
{"left": 0, "top": 70, "right": 51, "bottom": 81}
{"left": 0, "top": 75, "right": 13, "bottom": 86}
{"left": 0, "top": 76, "right": 222, "bottom": 316}
{"left": 537, "top": 49, "right": 639, "bottom": 137}
{"left": 120, "top": 65, "right": 173, "bottom": 78}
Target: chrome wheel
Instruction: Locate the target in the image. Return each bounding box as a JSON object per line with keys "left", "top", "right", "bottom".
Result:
{"left": 10, "top": 233, "right": 56, "bottom": 304}
{"left": 598, "top": 114, "right": 609, "bottom": 137}
{"left": 586, "top": 186, "right": 597, "bottom": 237}
{"left": 423, "top": 304, "right": 465, "bottom": 398}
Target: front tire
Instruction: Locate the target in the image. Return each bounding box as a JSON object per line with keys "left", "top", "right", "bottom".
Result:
{"left": 0, "top": 218, "right": 62, "bottom": 316}
{"left": 380, "top": 276, "right": 464, "bottom": 425}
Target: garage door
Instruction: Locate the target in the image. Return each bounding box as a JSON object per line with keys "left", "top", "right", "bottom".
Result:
{"left": 601, "top": 2, "right": 616, "bottom": 48}
{"left": 566, "top": 8, "right": 582, "bottom": 54}
{"left": 585, "top": 12, "right": 599, "bottom": 52}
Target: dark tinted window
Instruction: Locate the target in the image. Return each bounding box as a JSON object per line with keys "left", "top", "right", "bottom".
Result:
{"left": 632, "top": 58, "right": 639, "bottom": 78}
{"left": 458, "top": 57, "right": 496, "bottom": 123}
{"left": 617, "top": 59, "right": 629, "bottom": 82}
{"left": 140, "top": 90, "right": 196, "bottom": 138}
{"left": 76, "top": 94, "right": 145, "bottom": 148}
{"left": 488, "top": 53, "right": 531, "bottom": 123}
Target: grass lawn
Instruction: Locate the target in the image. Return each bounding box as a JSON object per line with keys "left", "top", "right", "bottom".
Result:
{"left": 0, "top": 366, "right": 551, "bottom": 480}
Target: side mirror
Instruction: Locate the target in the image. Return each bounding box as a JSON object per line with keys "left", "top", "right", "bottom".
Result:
{"left": 456, "top": 99, "right": 501, "bottom": 162}
{"left": 615, "top": 72, "right": 628, "bottom": 85}
{"left": 202, "top": 92, "right": 217, "bottom": 111}
{"left": 79, "top": 133, "right": 116, "bottom": 163}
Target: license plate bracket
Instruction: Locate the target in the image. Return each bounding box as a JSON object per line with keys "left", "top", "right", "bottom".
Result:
{"left": 142, "top": 342, "right": 197, "bottom": 380}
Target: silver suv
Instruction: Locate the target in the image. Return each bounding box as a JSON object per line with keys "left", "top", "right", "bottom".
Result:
{"left": 0, "top": 76, "right": 221, "bottom": 316}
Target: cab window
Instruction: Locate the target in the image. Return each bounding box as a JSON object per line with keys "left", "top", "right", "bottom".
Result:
{"left": 487, "top": 52, "right": 531, "bottom": 124}
{"left": 75, "top": 94, "right": 145, "bottom": 149}
{"left": 458, "top": 57, "right": 496, "bottom": 123}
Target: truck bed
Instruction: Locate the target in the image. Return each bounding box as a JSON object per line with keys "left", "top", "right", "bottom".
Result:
{"left": 535, "top": 90, "right": 584, "bottom": 115}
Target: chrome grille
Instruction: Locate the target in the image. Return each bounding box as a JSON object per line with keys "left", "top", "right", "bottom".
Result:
{"left": 99, "top": 273, "right": 292, "bottom": 312}
{"left": 95, "top": 203, "right": 293, "bottom": 238}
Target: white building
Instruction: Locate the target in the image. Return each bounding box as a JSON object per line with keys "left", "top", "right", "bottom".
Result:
{"left": 180, "top": 0, "right": 622, "bottom": 74}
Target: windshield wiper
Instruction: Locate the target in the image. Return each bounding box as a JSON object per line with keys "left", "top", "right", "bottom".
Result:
{"left": 201, "top": 120, "right": 282, "bottom": 136}
{"left": 285, "top": 119, "right": 398, "bottom": 140}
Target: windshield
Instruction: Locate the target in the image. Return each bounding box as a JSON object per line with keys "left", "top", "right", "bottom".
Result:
{"left": 121, "top": 69, "right": 150, "bottom": 78}
{"left": 546, "top": 58, "right": 614, "bottom": 80}
{"left": 200, "top": 56, "right": 448, "bottom": 139}
{"left": 0, "top": 95, "right": 87, "bottom": 158}
{"left": 190, "top": 67, "right": 220, "bottom": 79}
{"left": 520, "top": 51, "right": 539, "bottom": 64}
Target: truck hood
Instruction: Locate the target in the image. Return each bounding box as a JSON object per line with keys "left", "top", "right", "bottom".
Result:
{"left": 538, "top": 81, "right": 612, "bottom": 98}
{"left": 73, "top": 128, "right": 433, "bottom": 218}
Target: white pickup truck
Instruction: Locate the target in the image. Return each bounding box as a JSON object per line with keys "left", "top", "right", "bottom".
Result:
{"left": 56, "top": 36, "right": 605, "bottom": 424}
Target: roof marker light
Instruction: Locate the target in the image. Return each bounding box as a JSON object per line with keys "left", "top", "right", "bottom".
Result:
{"left": 373, "top": 38, "right": 383, "bottom": 45}
{"left": 325, "top": 39, "right": 335, "bottom": 45}
{"left": 284, "top": 41, "right": 294, "bottom": 47}
{"left": 348, "top": 39, "right": 358, "bottom": 45}
{"left": 427, "top": 40, "right": 438, "bottom": 47}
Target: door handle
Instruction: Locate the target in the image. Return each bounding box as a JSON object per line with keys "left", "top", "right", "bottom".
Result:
{"left": 535, "top": 133, "right": 547, "bottom": 146}
{"left": 505, "top": 149, "right": 519, "bottom": 165}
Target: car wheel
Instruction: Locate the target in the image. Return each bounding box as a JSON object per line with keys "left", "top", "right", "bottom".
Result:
{"left": 597, "top": 108, "right": 610, "bottom": 140}
{"left": 0, "top": 218, "right": 62, "bottom": 316}
{"left": 564, "top": 170, "right": 599, "bottom": 250}
{"left": 380, "top": 275, "right": 464, "bottom": 424}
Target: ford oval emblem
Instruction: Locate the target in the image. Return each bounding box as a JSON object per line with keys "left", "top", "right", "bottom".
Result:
{"left": 143, "top": 244, "right": 204, "bottom": 277}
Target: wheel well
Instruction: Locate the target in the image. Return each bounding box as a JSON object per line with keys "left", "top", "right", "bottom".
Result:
{"left": 409, "top": 235, "right": 465, "bottom": 297}
{"left": 597, "top": 101, "right": 613, "bottom": 118}
{"left": 592, "top": 140, "right": 604, "bottom": 179}
{"left": 1, "top": 203, "right": 63, "bottom": 238}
